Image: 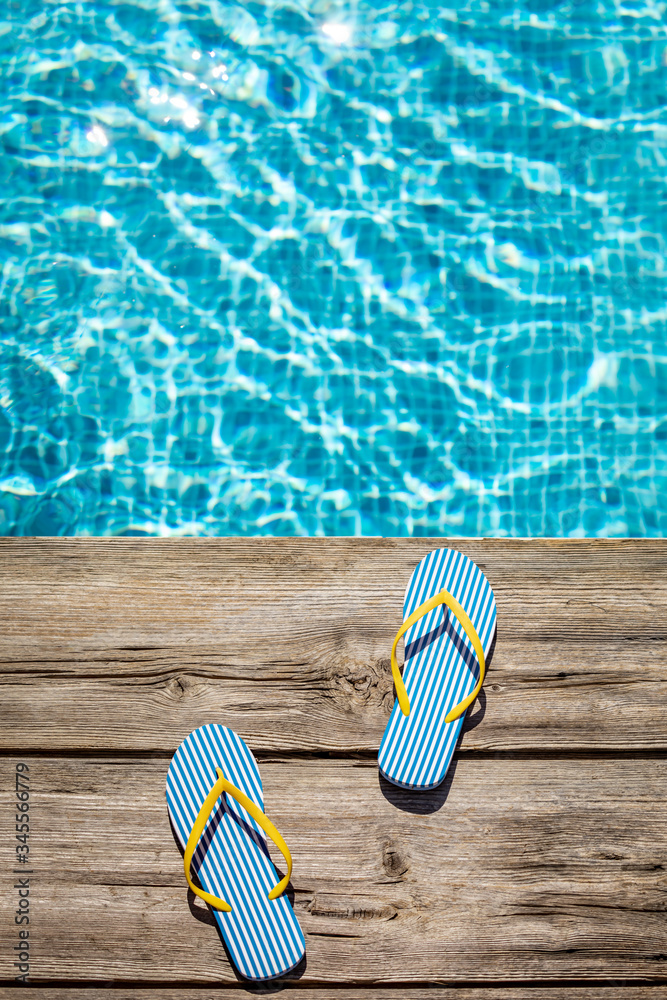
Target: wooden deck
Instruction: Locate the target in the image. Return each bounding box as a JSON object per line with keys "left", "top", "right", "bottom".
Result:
{"left": 1, "top": 538, "right": 666, "bottom": 999}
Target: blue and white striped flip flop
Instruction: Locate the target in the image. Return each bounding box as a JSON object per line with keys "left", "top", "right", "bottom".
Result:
{"left": 378, "top": 548, "right": 496, "bottom": 790}
{"left": 166, "top": 724, "right": 305, "bottom": 981}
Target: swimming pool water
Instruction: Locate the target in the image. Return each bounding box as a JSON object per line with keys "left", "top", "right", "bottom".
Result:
{"left": 1, "top": 0, "right": 666, "bottom": 536}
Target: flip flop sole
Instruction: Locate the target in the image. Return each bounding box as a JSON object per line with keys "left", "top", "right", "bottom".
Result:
{"left": 378, "top": 548, "right": 497, "bottom": 790}
{"left": 166, "top": 724, "right": 305, "bottom": 981}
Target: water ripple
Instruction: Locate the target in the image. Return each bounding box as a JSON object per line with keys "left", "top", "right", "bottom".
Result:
{"left": 1, "top": 0, "right": 666, "bottom": 535}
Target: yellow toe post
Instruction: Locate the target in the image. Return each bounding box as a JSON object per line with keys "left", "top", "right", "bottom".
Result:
{"left": 183, "top": 767, "right": 293, "bottom": 913}
{"left": 390, "top": 587, "right": 486, "bottom": 723}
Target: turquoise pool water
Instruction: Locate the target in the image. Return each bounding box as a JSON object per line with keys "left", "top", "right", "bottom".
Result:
{"left": 1, "top": 1, "right": 666, "bottom": 537}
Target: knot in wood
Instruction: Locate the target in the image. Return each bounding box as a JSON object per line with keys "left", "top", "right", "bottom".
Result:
{"left": 166, "top": 674, "right": 189, "bottom": 699}
{"left": 329, "top": 656, "right": 387, "bottom": 708}
{"left": 382, "top": 841, "right": 409, "bottom": 880}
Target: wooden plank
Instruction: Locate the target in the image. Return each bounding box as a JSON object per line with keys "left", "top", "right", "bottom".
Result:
{"left": 1, "top": 539, "right": 667, "bottom": 647}
{"left": 1, "top": 756, "right": 665, "bottom": 984}
{"left": 1, "top": 539, "right": 666, "bottom": 752}
{"left": 0, "top": 991, "right": 664, "bottom": 999}
{"left": 2, "top": 640, "right": 666, "bottom": 752}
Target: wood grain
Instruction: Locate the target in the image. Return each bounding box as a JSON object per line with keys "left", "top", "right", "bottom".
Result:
{"left": 2, "top": 639, "right": 666, "bottom": 752}
{"left": 2, "top": 539, "right": 666, "bottom": 994}
{"left": 0, "top": 991, "right": 663, "bottom": 999}
{"left": 2, "top": 538, "right": 667, "bottom": 752}
{"left": 1, "top": 755, "right": 665, "bottom": 984}
{"left": 1, "top": 538, "right": 667, "bottom": 646}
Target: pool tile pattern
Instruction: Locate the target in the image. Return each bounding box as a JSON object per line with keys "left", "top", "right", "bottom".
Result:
{"left": 1, "top": 0, "right": 666, "bottom": 535}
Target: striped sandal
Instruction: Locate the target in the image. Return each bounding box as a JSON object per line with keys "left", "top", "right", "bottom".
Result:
{"left": 166, "top": 724, "right": 305, "bottom": 981}
{"left": 378, "top": 548, "right": 497, "bottom": 790}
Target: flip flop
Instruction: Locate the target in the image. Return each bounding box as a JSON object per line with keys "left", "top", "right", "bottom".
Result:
{"left": 378, "top": 548, "right": 496, "bottom": 790}
{"left": 166, "top": 724, "right": 305, "bottom": 981}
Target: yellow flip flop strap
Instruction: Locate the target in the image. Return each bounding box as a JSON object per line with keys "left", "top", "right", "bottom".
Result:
{"left": 391, "top": 587, "right": 486, "bottom": 723}
{"left": 183, "top": 766, "right": 293, "bottom": 913}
